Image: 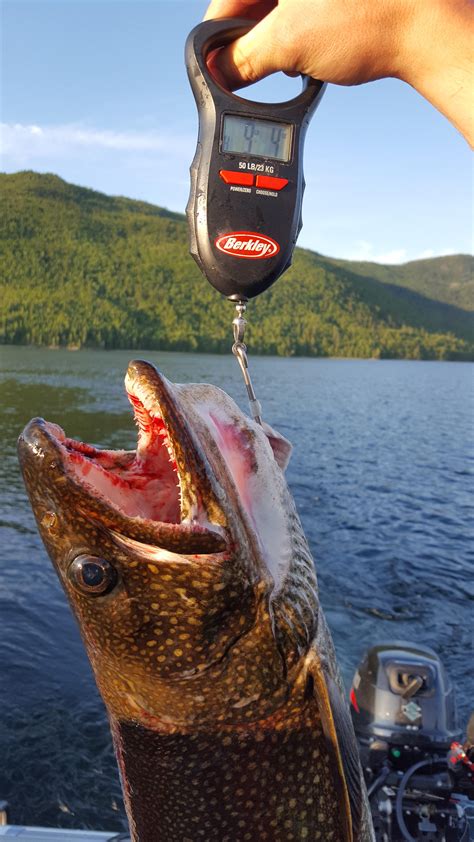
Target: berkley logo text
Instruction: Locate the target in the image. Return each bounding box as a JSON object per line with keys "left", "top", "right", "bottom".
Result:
{"left": 215, "top": 232, "right": 280, "bottom": 260}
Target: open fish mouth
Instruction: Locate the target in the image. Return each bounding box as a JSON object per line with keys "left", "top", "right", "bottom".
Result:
{"left": 19, "top": 361, "right": 230, "bottom": 554}
{"left": 19, "top": 359, "right": 294, "bottom": 576}
{"left": 40, "top": 413, "right": 181, "bottom": 526}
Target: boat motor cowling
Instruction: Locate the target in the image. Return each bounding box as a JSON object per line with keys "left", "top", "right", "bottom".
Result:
{"left": 350, "top": 641, "right": 462, "bottom": 754}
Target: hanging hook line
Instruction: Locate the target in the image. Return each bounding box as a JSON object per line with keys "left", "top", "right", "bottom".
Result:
{"left": 231, "top": 302, "right": 263, "bottom": 425}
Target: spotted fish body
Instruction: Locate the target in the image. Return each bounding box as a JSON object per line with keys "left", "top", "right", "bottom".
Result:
{"left": 18, "top": 360, "right": 374, "bottom": 842}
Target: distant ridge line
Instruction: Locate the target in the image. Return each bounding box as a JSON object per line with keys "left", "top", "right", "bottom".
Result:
{"left": 1, "top": 171, "right": 472, "bottom": 360}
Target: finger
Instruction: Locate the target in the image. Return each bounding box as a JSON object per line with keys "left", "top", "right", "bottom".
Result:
{"left": 206, "top": 48, "right": 230, "bottom": 88}
{"left": 204, "top": 0, "right": 275, "bottom": 22}
{"left": 210, "top": 7, "right": 292, "bottom": 88}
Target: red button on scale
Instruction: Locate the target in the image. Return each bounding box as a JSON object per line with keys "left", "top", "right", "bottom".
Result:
{"left": 219, "top": 170, "right": 254, "bottom": 186}
{"left": 255, "top": 175, "right": 288, "bottom": 191}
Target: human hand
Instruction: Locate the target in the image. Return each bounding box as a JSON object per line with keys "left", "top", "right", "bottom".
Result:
{"left": 204, "top": 0, "right": 417, "bottom": 88}
{"left": 204, "top": 0, "right": 473, "bottom": 145}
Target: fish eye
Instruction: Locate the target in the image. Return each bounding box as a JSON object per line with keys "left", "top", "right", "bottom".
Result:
{"left": 68, "top": 555, "right": 118, "bottom": 596}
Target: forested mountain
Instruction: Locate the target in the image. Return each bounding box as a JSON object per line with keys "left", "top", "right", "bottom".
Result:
{"left": 1, "top": 171, "right": 472, "bottom": 360}
{"left": 326, "top": 254, "right": 473, "bottom": 312}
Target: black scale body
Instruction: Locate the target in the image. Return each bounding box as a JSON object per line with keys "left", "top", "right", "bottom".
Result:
{"left": 185, "top": 18, "right": 326, "bottom": 300}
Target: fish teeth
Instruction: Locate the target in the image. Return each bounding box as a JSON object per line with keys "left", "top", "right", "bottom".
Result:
{"left": 125, "top": 377, "right": 188, "bottom": 520}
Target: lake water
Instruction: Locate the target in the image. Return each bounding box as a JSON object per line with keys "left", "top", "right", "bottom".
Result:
{"left": 1, "top": 346, "right": 473, "bottom": 833}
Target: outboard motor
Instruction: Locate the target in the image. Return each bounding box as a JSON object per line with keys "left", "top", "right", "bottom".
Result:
{"left": 350, "top": 642, "right": 474, "bottom": 841}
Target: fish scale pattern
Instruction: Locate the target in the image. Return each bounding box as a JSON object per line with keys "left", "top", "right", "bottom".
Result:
{"left": 271, "top": 505, "right": 319, "bottom": 670}
{"left": 114, "top": 707, "right": 344, "bottom": 842}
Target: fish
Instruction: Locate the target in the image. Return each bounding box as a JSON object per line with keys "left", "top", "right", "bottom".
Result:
{"left": 18, "top": 359, "right": 374, "bottom": 842}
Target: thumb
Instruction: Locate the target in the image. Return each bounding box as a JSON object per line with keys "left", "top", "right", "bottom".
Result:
{"left": 209, "top": 8, "right": 290, "bottom": 89}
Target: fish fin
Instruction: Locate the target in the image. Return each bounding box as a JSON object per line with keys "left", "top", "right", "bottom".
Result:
{"left": 261, "top": 421, "right": 292, "bottom": 471}
{"left": 325, "top": 674, "right": 366, "bottom": 840}
{"left": 308, "top": 656, "right": 365, "bottom": 842}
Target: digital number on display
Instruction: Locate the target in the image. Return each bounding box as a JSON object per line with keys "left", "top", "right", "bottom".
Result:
{"left": 222, "top": 115, "right": 292, "bottom": 162}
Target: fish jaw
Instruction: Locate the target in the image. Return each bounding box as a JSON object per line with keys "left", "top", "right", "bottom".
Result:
{"left": 18, "top": 416, "right": 226, "bottom": 555}
{"left": 124, "top": 361, "right": 227, "bottom": 531}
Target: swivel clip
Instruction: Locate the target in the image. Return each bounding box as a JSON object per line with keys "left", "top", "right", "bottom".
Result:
{"left": 231, "top": 301, "right": 263, "bottom": 425}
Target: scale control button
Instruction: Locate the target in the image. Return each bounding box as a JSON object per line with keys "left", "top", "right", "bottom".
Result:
{"left": 255, "top": 175, "right": 288, "bottom": 191}
{"left": 220, "top": 170, "right": 254, "bottom": 186}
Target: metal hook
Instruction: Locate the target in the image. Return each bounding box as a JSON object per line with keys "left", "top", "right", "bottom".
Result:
{"left": 232, "top": 302, "right": 247, "bottom": 345}
{"left": 230, "top": 302, "right": 263, "bottom": 425}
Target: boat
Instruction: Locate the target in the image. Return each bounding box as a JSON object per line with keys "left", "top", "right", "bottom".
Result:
{"left": 0, "top": 806, "right": 129, "bottom": 842}
{"left": 0, "top": 828, "right": 129, "bottom": 841}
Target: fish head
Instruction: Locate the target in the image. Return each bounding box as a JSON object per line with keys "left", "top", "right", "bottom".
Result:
{"left": 18, "top": 360, "right": 319, "bottom": 730}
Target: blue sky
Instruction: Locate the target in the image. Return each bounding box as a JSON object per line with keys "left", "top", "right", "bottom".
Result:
{"left": 2, "top": 0, "right": 472, "bottom": 263}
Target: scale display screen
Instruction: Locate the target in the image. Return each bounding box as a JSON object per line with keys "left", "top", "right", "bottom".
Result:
{"left": 222, "top": 115, "right": 292, "bottom": 162}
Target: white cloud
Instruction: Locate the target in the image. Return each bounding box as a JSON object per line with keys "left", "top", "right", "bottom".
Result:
{"left": 0, "top": 122, "right": 190, "bottom": 162}
{"left": 346, "top": 240, "right": 408, "bottom": 264}
{"left": 343, "top": 240, "right": 461, "bottom": 265}
{"left": 414, "top": 247, "right": 458, "bottom": 261}
{"left": 415, "top": 248, "right": 435, "bottom": 260}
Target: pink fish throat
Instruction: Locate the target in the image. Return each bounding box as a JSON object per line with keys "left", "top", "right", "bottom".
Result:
{"left": 63, "top": 393, "right": 181, "bottom": 524}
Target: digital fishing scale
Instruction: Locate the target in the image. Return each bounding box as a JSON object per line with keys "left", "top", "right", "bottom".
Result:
{"left": 186, "top": 18, "right": 325, "bottom": 422}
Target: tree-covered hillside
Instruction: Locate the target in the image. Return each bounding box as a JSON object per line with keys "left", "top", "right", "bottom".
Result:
{"left": 326, "top": 253, "right": 473, "bottom": 312}
{"left": 1, "top": 171, "right": 473, "bottom": 360}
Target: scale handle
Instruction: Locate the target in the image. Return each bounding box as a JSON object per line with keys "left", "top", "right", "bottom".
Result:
{"left": 185, "top": 17, "right": 324, "bottom": 115}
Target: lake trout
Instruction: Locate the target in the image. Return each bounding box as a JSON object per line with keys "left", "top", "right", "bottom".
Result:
{"left": 18, "top": 360, "right": 374, "bottom": 842}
